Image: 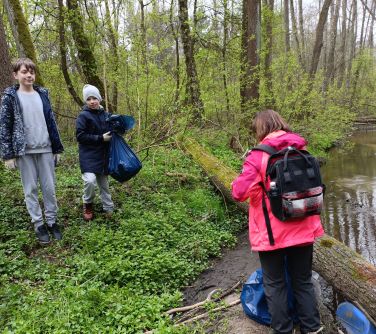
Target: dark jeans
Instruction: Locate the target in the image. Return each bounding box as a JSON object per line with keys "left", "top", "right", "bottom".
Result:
{"left": 258, "top": 245, "right": 321, "bottom": 334}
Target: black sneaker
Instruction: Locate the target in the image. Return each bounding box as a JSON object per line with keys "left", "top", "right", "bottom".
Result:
{"left": 47, "top": 223, "right": 63, "bottom": 241}
{"left": 35, "top": 225, "right": 51, "bottom": 244}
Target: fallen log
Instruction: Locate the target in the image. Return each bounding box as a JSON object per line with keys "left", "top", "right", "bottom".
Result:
{"left": 179, "top": 137, "right": 376, "bottom": 321}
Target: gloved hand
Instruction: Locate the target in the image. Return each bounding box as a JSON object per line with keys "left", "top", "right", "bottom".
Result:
{"left": 4, "top": 159, "right": 16, "bottom": 170}
{"left": 54, "top": 154, "right": 61, "bottom": 166}
{"left": 103, "top": 131, "right": 112, "bottom": 142}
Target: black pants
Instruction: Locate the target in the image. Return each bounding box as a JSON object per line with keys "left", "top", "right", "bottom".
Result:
{"left": 258, "top": 245, "right": 321, "bottom": 334}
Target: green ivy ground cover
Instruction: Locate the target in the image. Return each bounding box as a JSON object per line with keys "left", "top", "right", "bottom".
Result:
{"left": 0, "top": 143, "right": 245, "bottom": 333}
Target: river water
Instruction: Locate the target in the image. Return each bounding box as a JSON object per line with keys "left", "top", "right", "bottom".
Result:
{"left": 321, "top": 130, "right": 376, "bottom": 265}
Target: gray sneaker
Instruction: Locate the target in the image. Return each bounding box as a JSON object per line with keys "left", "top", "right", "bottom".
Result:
{"left": 35, "top": 225, "right": 51, "bottom": 244}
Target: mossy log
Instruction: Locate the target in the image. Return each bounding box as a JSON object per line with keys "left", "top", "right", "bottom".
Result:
{"left": 180, "top": 137, "right": 376, "bottom": 320}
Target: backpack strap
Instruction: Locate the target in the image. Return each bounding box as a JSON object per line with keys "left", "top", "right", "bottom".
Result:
{"left": 259, "top": 182, "right": 275, "bottom": 246}
{"left": 252, "top": 144, "right": 278, "bottom": 246}
{"left": 252, "top": 144, "right": 278, "bottom": 156}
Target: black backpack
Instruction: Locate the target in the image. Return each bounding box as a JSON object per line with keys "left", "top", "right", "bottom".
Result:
{"left": 252, "top": 144, "right": 325, "bottom": 245}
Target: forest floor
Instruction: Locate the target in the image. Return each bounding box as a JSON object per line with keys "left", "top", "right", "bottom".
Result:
{"left": 182, "top": 230, "right": 270, "bottom": 333}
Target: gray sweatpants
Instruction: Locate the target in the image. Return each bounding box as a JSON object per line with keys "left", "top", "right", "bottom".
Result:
{"left": 17, "top": 153, "right": 57, "bottom": 230}
{"left": 82, "top": 172, "right": 114, "bottom": 211}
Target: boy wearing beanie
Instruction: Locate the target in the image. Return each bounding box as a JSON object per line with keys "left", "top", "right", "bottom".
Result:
{"left": 0, "top": 58, "right": 64, "bottom": 244}
{"left": 76, "top": 84, "right": 114, "bottom": 221}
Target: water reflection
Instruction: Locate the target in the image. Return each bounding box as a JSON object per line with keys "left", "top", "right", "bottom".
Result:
{"left": 321, "top": 130, "right": 376, "bottom": 265}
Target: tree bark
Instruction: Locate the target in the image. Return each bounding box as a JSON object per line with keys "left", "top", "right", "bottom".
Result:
{"left": 0, "top": 13, "right": 13, "bottom": 93}
{"left": 298, "top": 0, "right": 305, "bottom": 69}
{"left": 289, "top": 0, "right": 303, "bottom": 67}
{"left": 325, "top": 0, "right": 340, "bottom": 88}
{"left": 222, "top": 0, "right": 231, "bottom": 116}
{"left": 262, "top": 0, "right": 274, "bottom": 108}
{"left": 284, "top": 0, "right": 290, "bottom": 52}
{"left": 369, "top": 2, "right": 375, "bottom": 49}
{"left": 66, "top": 0, "right": 106, "bottom": 108}
{"left": 309, "top": 0, "right": 332, "bottom": 78}
{"left": 138, "top": 0, "right": 150, "bottom": 128}
{"left": 169, "top": 0, "right": 180, "bottom": 104}
{"left": 337, "top": 0, "right": 347, "bottom": 88}
{"left": 240, "top": 0, "right": 260, "bottom": 111}
{"left": 346, "top": 0, "right": 357, "bottom": 85}
{"left": 57, "top": 0, "right": 83, "bottom": 107}
{"left": 3, "top": 0, "right": 44, "bottom": 85}
{"left": 104, "top": 0, "right": 118, "bottom": 112}
{"left": 180, "top": 136, "right": 376, "bottom": 321}
{"left": 178, "top": 0, "right": 204, "bottom": 120}
{"left": 359, "top": 1, "right": 367, "bottom": 49}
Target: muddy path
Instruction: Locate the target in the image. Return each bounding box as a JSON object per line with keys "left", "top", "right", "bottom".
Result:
{"left": 183, "top": 229, "right": 269, "bottom": 333}
{"left": 184, "top": 230, "right": 259, "bottom": 305}
{"left": 182, "top": 230, "right": 337, "bottom": 334}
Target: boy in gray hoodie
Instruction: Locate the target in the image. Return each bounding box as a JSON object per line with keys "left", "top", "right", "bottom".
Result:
{"left": 0, "top": 58, "right": 64, "bottom": 244}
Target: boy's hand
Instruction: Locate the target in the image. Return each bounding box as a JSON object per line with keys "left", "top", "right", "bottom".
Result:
{"left": 103, "top": 131, "right": 112, "bottom": 142}
{"left": 54, "top": 154, "right": 61, "bottom": 166}
{"left": 4, "top": 159, "right": 16, "bottom": 170}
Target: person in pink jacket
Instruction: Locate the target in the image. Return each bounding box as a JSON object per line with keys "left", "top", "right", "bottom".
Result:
{"left": 232, "top": 110, "right": 324, "bottom": 334}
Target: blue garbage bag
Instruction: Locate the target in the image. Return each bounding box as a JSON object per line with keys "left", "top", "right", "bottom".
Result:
{"left": 241, "top": 268, "right": 299, "bottom": 325}
{"left": 241, "top": 269, "right": 271, "bottom": 325}
{"left": 107, "top": 114, "right": 135, "bottom": 135}
{"left": 108, "top": 133, "right": 142, "bottom": 183}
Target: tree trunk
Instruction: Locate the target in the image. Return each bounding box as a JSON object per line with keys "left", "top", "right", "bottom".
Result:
{"left": 180, "top": 136, "right": 376, "bottom": 321}
{"left": 284, "top": 0, "right": 290, "bottom": 52}
{"left": 66, "top": 0, "right": 106, "bottom": 108}
{"left": 57, "top": 0, "right": 83, "bottom": 107}
{"left": 289, "top": 0, "right": 303, "bottom": 67}
{"left": 368, "top": 2, "right": 375, "bottom": 49}
{"left": 337, "top": 0, "right": 347, "bottom": 88}
{"left": 169, "top": 0, "right": 180, "bottom": 104}
{"left": 359, "top": 1, "right": 367, "bottom": 49}
{"left": 178, "top": 0, "right": 204, "bottom": 120}
{"left": 0, "top": 13, "right": 13, "bottom": 93}
{"left": 309, "top": 0, "right": 332, "bottom": 78}
{"left": 262, "top": 0, "right": 274, "bottom": 108}
{"left": 104, "top": 0, "right": 118, "bottom": 112}
{"left": 346, "top": 0, "right": 357, "bottom": 86}
{"left": 298, "top": 0, "right": 306, "bottom": 69}
{"left": 363, "top": 2, "right": 373, "bottom": 49}
{"left": 3, "top": 0, "right": 44, "bottom": 85}
{"left": 240, "top": 0, "right": 260, "bottom": 111}
{"left": 138, "top": 0, "right": 150, "bottom": 128}
{"left": 325, "top": 0, "right": 340, "bottom": 88}
{"left": 222, "top": 0, "right": 231, "bottom": 116}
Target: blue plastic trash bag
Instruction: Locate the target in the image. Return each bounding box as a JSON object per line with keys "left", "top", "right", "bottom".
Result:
{"left": 241, "top": 268, "right": 298, "bottom": 326}
{"left": 241, "top": 269, "right": 271, "bottom": 325}
{"left": 108, "top": 133, "right": 142, "bottom": 183}
{"left": 336, "top": 302, "right": 376, "bottom": 334}
{"left": 107, "top": 114, "right": 135, "bottom": 135}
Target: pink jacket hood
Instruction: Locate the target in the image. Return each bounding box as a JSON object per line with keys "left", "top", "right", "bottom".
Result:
{"left": 231, "top": 131, "right": 324, "bottom": 251}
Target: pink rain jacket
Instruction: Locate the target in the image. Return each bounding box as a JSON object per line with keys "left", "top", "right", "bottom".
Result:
{"left": 232, "top": 130, "right": 324, "bottom": 251}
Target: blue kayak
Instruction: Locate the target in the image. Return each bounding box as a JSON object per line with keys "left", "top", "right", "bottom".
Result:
{"left": 336, "top": 302, "right": 376, "bottom": 334}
